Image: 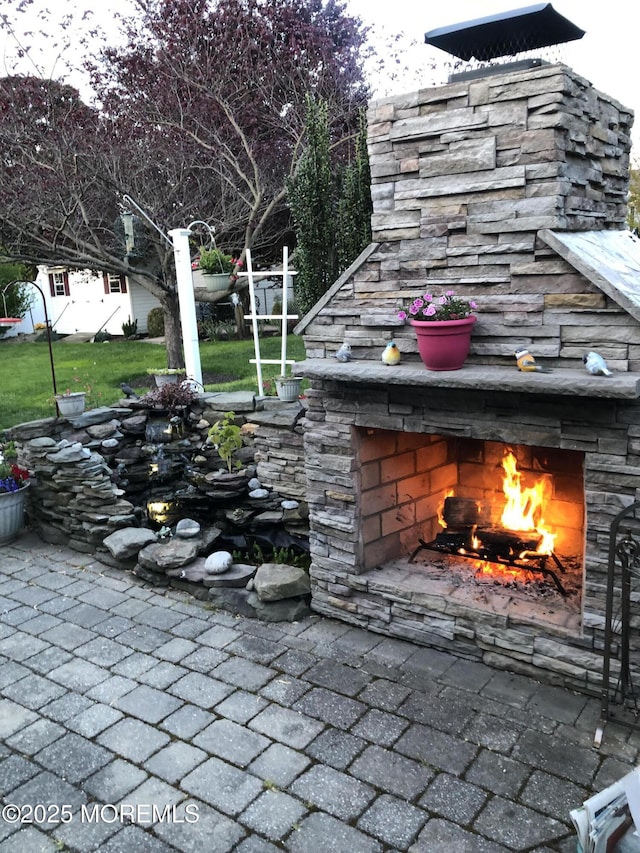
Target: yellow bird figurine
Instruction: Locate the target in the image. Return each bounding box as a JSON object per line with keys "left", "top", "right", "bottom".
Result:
{"left": 514, "top": 348, "right": 553, "bottom": 373}
{"left": 382, "top": 341, "right": 401, "bottom": 366}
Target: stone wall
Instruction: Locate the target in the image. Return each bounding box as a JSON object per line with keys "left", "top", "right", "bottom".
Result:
{"left": 301, "top": 378, "right": 640, "bottom": 694}
{"left": 297, "top": 63, "right": 636, "bottom": 370}
{"left": 5, "top": 393, "right": 309, "bottom": 557}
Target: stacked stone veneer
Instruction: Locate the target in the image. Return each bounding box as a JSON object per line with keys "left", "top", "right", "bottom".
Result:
{"left": 294, "top": 63, "right": 640, "bottom": 693}
{"left": 302, "top": 379, "right": 640, "bottom": 693}
{"left": 5, "top": 395, "right": 308, "bottom": 556}
{"left": 300, "top": 63, "right": 636, "bottom": 369}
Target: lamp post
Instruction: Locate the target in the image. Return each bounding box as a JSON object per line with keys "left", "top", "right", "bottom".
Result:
{"left": 2, "top": 280, "right": 58, "bottom": 412}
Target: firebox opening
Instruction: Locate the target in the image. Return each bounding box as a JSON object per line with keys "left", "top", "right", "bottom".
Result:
{"left": 357, "top": 429, "right": 584, "bottom": 628}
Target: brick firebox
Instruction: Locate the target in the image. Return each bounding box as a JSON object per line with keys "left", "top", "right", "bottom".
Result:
{"left": 297, "top": 369, "right": 640, "bottom": 693}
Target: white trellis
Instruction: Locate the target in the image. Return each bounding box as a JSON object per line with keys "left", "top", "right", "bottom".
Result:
{"left": 237, "top": 247, "right": 298, "bottom": 396}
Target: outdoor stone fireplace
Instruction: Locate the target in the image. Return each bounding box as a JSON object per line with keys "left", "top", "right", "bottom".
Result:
{"left": 294, "top": 61, "right": 640, "bottom": 692}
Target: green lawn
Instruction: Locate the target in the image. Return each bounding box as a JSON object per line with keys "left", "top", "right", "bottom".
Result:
{"left": 0, "top": 334, "right": 306, "bottom": 430}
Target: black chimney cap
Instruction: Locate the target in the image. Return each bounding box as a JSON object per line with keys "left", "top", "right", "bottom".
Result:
{"left": 424, "top": 3, "right": 585, "bottom": 62}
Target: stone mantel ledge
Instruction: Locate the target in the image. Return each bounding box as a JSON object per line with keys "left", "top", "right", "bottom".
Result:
{"left": 292, "top": 360, "right": 640, "bottom": 399}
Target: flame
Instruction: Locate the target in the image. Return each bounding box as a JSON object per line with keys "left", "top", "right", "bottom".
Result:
{"left": 438, "top": 489, "right": 454, "bottom": 528}
{"left": 500, "top": 451, "right": 555, "bottom": 554}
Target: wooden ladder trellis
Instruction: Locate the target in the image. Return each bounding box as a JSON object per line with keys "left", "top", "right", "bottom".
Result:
{"left": 237, "top": 247, "right": 298, "bottom": 396}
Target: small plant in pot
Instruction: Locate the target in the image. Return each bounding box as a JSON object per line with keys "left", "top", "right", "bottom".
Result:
{"left": 196, "top": 248, "right": 241, "bottom": 292}
{"left": 275, "top": 374, "right": 302, "bottom": 402}
{"left": 146, "top": 367, "right": 187, "bottom": 387}
{"left": 55, "top": 389, "right": 86, "bottom": 416}
{"left": 0, "top": 441, "right": 30, "bottom": 544}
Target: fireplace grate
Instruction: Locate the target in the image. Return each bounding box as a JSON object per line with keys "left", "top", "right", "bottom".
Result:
{"left": 409, "top": 532, "right": 568, "bottom": 596}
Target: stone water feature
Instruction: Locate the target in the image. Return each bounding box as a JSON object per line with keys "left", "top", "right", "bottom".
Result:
{"left": 5, "top": 392, "right": 311, "bottom": 620}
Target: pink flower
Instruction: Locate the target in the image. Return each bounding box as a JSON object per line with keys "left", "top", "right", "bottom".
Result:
{"left": 424, "top": 304, "right": 437, "bottom": 317}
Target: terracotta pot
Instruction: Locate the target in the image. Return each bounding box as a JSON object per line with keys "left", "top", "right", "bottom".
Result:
{"left": 410, "top": 316, "right": 476, "bottom": 371}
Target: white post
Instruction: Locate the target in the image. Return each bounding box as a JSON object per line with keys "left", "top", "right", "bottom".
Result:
{"left": 280, "top": 246, "right": 289, "bottom": 376}
{"left": 168, "top": 227, "right": 203, "bottom": 387}
{"left": 245, "top": 249, "right": 265, "bottom": 396}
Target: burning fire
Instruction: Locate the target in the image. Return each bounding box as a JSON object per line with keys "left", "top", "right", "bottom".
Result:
{"left": 500, "top": 451, "right": 555, "bottom": 554}
{"left": 437, "top": 451, "right": 556, "bottom": 556}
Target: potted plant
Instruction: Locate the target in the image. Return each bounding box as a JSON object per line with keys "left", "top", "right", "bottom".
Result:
{"left": 146, "top": 367, "right": 187, "bottom": 387}
{"left": 55, "top": 390, "right": 87, "bottom": 416}
{"left": 0, "top": 442, "right": 30, "bottom": 544}
{"left": 275, "top": 374, "right": 303, "bottom": 402}
{"left": 197, "top": 248, "right": 237, "bottom": 292}
{"left": 397, "top": 289, "right": 478, "bottom": 371}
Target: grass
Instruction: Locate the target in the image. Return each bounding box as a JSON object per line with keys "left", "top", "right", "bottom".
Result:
{"left": 0, "top": 334, "right": 306, "bottom": 430}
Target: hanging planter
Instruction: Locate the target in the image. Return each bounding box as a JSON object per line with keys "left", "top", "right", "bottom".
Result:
{"left": 55, "top": 392, "right": 86, "bottom": 417}
{"left": 204, "top": 273, "right": 232, "bottom": 292}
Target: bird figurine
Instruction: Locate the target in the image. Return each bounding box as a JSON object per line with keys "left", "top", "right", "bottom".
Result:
{"left": 120, "top": 382, "right": 140, "bottom": 399}
{"left": 382, "top": 341, "right": 401, "bottom": 366}
{"left": 514, "top": 349, "right": 553, "bottom": 373}
{"left": 583, "top": 351, "right": 612, "bottom": 376}
{"left": 335, "top": 341, "right": 352, "bottom": 362}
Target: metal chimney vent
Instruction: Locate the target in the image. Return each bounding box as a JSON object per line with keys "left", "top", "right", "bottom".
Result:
{"left": 425, "top": 3, "right": 585, "bottom": 79}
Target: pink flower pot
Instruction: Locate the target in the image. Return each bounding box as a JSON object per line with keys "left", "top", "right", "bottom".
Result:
{"left": 410, "top": 316, "right": 476, "bottom": 371}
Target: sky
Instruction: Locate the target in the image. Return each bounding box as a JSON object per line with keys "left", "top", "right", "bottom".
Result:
{"left": 1, "top": 0, "right": 637, "bottom": 153}
{"left": 346, "top": 0, "right": 639, "bottom": 154}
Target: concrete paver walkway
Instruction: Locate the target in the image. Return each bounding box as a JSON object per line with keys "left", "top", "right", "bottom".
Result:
{"left": 1, "top": 533, "right": 638, "bottom": 852}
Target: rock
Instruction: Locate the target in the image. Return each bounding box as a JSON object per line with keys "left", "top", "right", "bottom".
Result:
{"left": 249, "top": 488, "right": 269, "bottom": 499}
{"left": 134, "top": 563, "right": 170, "bottom": 585}
{"left": 248, "top": 477, "right": 262, "bottom": 490}
{"left": 249, "top": 592, "right": 311, "bottom": 623}
{"left": 138, "top": 538, "right": 200, "bottom": 571}
{"left": 101, "top": 438, "right": 120, "bottom": 449}
{"left": 253, "top": 563, "right": 311, "bottom": 602}
{"left": 203, "top": 564, "right": 257, "bottom": 588}
{"left": 281, "top": 500, "right": 299, "bottom": 510}
{"left": 166, "top": 560, "right": 209, "bottom": 583}
{"left": 175, "top": 518, "right": 201, "bottom": 538}
{"left": 207, "top": 586, "right": 258, "bottom": 618}
{"left": 86, "top": 420, "right": 121, "bottom": 439}
{"left": 103, "top": 527, "right": 158, "bottom": 560}
{"left": 204, "top": 551, "right": 234, "bottom": 574}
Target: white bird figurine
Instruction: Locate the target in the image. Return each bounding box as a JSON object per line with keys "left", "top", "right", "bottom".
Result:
{"left": 382, "top": 341, "right": 401, "bottom": 366}
{"left": 335, "top": 342, "right": 352, "bottom": 362}
{"left": 583, "top": 351, "right": 612, "bottom": 376}
{"left": 514, "top": 348, "right": 553, "bottom": 373}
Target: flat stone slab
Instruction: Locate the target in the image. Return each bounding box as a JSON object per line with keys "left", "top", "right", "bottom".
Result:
{"left": 293, "top": 359, "right": 640, "bottom": 399}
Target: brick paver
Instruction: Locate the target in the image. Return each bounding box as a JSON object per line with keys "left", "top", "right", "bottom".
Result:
{"left": 1, "top": 533, "right": 638, "bottom": 851}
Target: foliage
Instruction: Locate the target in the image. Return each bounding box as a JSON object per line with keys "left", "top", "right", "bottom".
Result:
{"left": 198, "top": 248, "right": 234, "bottom": 275}
{"left": 397, "top": 290, "right": 478, "bottom": 322}
{"left": 235, "top": 541, "right": 311, "bottom": 570}
{"left": 199, "top": 318, "right": 236, "bottom": 341}
{"left": 142, "top": 381, "right": 198, "bottom": 412}
{"left": 146, "top": 367, "right": 186, "bottom": 376}
{"left": 336, "top": 108, "right": 372, "bottom": 271}
{"left": 0, "top": 263, "right": 35, "bottom": 338}
{"left": 122, "top": 317, "right": 138, "bottom": 338}
{"left": 628, "top": 162, "right": 640, "bottom": 234}
{"left": 0, "top": 440, "right": 28, "bottom": 492}
{"left": 0, "top": 0, "right": 370, "bottom": 365}
{"left": 147, "top": 308, "right": 165, "bottom": 338}
{"left": 208, "top": 412, "right": 243, "bottom": 472}
{"left": 288, "top": 98, "right": 372, "bottom": 316}
{"left": 288, "top": 97, "right": 338, "bottom": 316}
{"left": 0, "top": 335, "right": 305, "bottom": 430}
